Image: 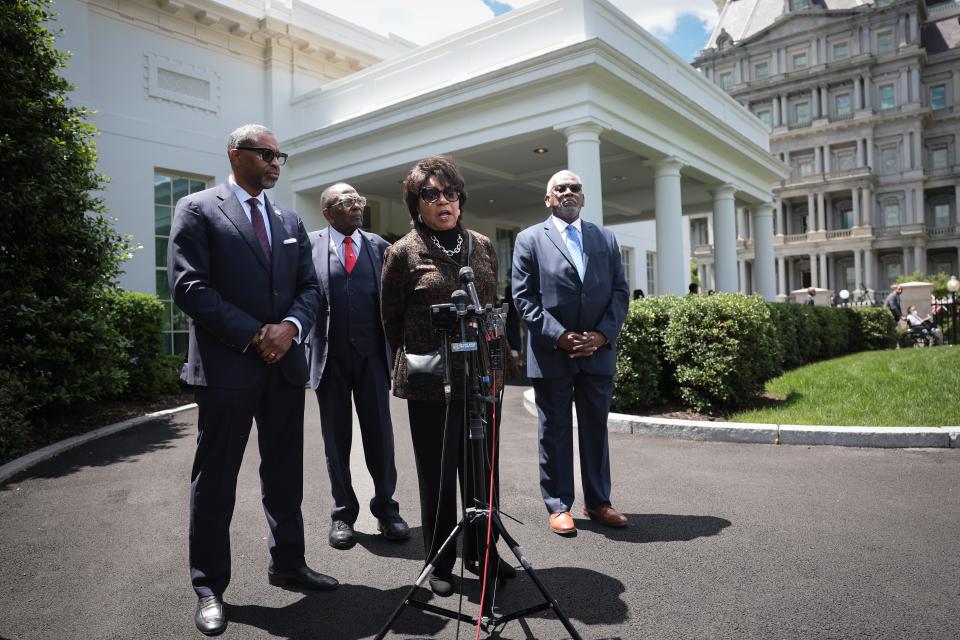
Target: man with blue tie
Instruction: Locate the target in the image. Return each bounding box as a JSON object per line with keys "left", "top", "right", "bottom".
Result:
{"left": 168, "top": 124, "right": 336, "bottom": 637}
{"left": 511, "top": 169, "right": 630, "bottom": 536}
{"left": 306, "top": 183, "right": 409, "bottom": 550}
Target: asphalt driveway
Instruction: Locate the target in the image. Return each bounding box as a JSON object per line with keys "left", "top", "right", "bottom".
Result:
{"left": 2, "top": 385, "right": 959, "bottom": 639}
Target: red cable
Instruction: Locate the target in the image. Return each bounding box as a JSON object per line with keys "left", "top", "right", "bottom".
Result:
{"left": 475, "top": 332, "right": 500, "bottom": 639}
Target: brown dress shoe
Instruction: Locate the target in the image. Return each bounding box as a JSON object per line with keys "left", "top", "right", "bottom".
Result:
{"left": 549, "top": 511, "right": 577, "bottom": 536}
{"left": 583, "top": 503, "right": 628, "bottom": 527}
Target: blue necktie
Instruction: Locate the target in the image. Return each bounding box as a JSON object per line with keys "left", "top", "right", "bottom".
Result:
{"left": 565, "top": 225, "right": 585, "bottom": 281}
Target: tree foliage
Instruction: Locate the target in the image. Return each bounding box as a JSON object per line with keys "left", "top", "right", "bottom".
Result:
{"left": 0, "top": 0, "right": 130, "bottom": 459}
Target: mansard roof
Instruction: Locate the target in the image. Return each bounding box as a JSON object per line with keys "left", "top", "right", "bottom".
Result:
{"left": 704, "top": 0, "right": 870, "bottom": 51}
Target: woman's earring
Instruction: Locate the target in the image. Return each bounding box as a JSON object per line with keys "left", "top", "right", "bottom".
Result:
{"left": 417, "top": 214, "right": 424, "bottom": 224}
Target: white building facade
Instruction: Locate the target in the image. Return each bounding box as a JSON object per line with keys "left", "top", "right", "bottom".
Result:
{"left": 53, "top": 0, "right": 785, "bottom": 353}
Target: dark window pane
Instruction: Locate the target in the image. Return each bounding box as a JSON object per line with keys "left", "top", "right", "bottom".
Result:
{"left": 156, "top": 205, "right": 171, "bottom": 235}
{"left": 155, "top": 237, "right": 168, "bottom": 268}
{"left": 161, "top": 300, "right": 173, "bottom": 331}
{"left": 163, "top": 333, "right": 173, "bottom": 355}
{"left": 156, "top": 270, "right": 170, "bottom": 300}
{"left": 172, "top": 305, "right": 189, "bottom": 331}
{"left": 173, "top": 332, "right": 189, "bottom": 355}
{"left": 173, "top": 178, "right": 189, "bottom": 203}
{"left": 155, "top": 175, "right": 171, "bottom": 205}
{"left": 190, "top": 180, "right": 206, "bottom": 194}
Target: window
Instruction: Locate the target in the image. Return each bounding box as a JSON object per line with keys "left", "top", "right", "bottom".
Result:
{"left": 877, "top": 31, "right": 893, "bottom": 54}
{"left": 495, "top": 228, "right": 515, "bottom": 295}
{"left": 155, "top": 172, "right": 208, "bottom": 354}
{"left": 931, "top": 146, "right": 948, "bottom": 169}
{"left": 754, "top": 62, "right": 769, "bottom": 80}
{"left": 795, "top": 101, "right": 811, "bottom": 124}
{"left": 621, "top": 246, "right": 634, "bottom": 292}
{"left": 881, "top": 147, "right": 898, "bottom": 173}
{"left": 833, "top": 42, "right": 848, "bottom": 60}
{"left": 791, "top": 0, "right": 811, "bottom": 10}
{"left": 792, "top": 52, "right": 808, "bottom": 70}
{"left": 933, "top": 203, "right": 950, "bottom": 227}
{"left": 836, "top": 149, "right": 856, "bottom": 171}
{"left": 720, "top": 72, "right": 733, "bottom": 91}
{"left": 840, "top": 208, "right": 853, "bottom": 229}
{"left": 885, "top": 261, "right": 902, "bottom": 284}
{"left": 930, "top": 84, "right": 946, "bottom": 110}
{"left": 879, "top": 84, "right": 895, "bottom": 110}
{"left": 756, "top": 108, "right": 772, "bottom": 128}
{"left": 796, "top": 155, "right": 815, "bottom": 176}
{"left": 883, "top": 202, "right": 900, "bottom": 227}
{"left": 835, "top": 93, "right": 852, "bottom": 116}
{"left": 646, "top": 251, "right": 656, "bottom": 296}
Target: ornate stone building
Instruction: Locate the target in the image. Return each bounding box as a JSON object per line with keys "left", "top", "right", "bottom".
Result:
{"left": 692, "top": 0, "right": 960, "bottom": 299}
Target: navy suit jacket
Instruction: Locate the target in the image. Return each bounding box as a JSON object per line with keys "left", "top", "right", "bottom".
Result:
{"left": 168, "top": 183, "right": 319, "bottom": 388}
{"left": 304, "top": 227, "right": 392, "bottom": 389}
{"left": 511, "top": 216, "right": 629, "bottom": 379}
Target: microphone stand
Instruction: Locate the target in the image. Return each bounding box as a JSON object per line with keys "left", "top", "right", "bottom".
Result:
{"left": 375, "top": 291, "right": 583, "bottom": 640}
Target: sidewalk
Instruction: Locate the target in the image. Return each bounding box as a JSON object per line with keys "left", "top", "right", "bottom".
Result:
{"left": 2, "top": 386, "right": 959, "bottom": 639}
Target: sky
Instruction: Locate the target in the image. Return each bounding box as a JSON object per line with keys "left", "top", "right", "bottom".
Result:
{"left": 307, "top": 0, "right": 718, "bottom": 62}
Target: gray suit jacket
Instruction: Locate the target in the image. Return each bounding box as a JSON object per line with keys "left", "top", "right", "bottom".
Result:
{"left": 511, "top": 216, "right": 629, "bottom": 379}
{"left": 167, "top": 183, "right": 319, "bottom": 388}
{"left": 304, "top": 227, "right": 392, "bottom": 389}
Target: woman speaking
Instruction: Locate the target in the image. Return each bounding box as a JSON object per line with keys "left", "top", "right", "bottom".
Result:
{"left": 380, "top": 155, "right": 514, "bottom": 597}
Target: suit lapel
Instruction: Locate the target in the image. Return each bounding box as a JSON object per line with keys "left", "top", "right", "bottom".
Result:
{"left": 218, "top": 184, "right": 271, "bottom": 273}
{"left": 580, "top": 221, "right": 595, "bottom": 278}
{"left": 316, "top": 228, "right": 331, "bottom": 298}
{"left": 543, "top": 216, "right": 578, "bottom": 277}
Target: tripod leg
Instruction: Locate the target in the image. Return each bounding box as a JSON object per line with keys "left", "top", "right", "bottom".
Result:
{"left": 492, "top": 514, "right": 584, "bottom": 640}
{"left": 374, "top": 518, "right": 468, "bottom": 640}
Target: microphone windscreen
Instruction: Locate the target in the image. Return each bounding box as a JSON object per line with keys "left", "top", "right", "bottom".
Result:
{"left": 459, "top": 266, "right": 475, "bottom": 282}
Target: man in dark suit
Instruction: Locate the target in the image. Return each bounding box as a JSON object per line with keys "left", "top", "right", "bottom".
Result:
{"left": 306, "top": 183, "right": 409, "bottom": 550}
{"left": 884, "top": 285, "right": 904, "bottom": 321}
{"left": 168, "top": 124, "right": 335, "bottom": 637}
{"left": 512, "top": 169, "right": 630, "bottom": 537}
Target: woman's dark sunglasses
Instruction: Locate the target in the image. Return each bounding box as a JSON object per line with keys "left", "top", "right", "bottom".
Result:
{"left": 419, "top": 185, "right": 461, "bottom": 204}
{"left": 552, "top": 183, "right": 582, "bottom": 194}
{"left": 236, "top": 146, "right": 289, "bottom": 166}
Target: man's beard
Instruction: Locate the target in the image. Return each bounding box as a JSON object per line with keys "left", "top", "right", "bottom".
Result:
{"left": 556, "top": 204, "right": 580, "bottom": 219}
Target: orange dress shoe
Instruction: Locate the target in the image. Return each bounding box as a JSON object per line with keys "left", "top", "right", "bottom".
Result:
{"left": 583, "top": 503, "right": 628, "bottom": 527}
{"left": 549, "top": 511, "right": 577, "bottom": 536}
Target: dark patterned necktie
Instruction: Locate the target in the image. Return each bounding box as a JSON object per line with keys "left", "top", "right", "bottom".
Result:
{"left": 248, "top": 198, "right": 271, "bottom": 262}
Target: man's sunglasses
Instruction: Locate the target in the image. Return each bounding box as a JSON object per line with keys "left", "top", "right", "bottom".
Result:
{"left": 236, "top": 146, "right": 289, "bottom": 166}
{"left": 332, "top": 196, "right": 367, "bottom": 209}
{"left": 419, "top": 185, "right": 461, "bottom": 204}
{"left": 552, "top": 183, "right": 582, "bottom": 194}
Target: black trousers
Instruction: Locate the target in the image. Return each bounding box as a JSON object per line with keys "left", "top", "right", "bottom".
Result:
{"left": 316, "top": 350, "right": 399, "bottom": 524}
{"left": 189, "top": 366, "right": 306, "bottom": 598}
{"left": 406, "top": 397, "right": 501, "bottom": 578}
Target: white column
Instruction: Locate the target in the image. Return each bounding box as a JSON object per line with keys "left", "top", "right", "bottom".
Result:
{"left": 911, "top": 66, "right": 920, "bottom": 104}
{"left": 854, "top": 249, "right": 862, "bottom": 292}
{"left": 777, "top": 256, "right": 787, "bottom": 299}
{"left": 854, "top": 76, "right": 862, "bottom": 109}
{"left": 711, "top": 185, "right": 738, "bottom": 293}
{"left": 815, "top": 146, "right": 823, "bottom": 173}
{"left": 654, "top": 157, "right": 687, "bottom": 296}
{"left": 736, "top": 207, "right": 745, "bottom": 240}
{"left": 916, "top": 187, "right": 925, "bottom": 225}
{"left": 817, "top": 192, "right": 826, "bottom": 230}
{"left": 777, "top": 199, "right": 785, "bottom": 235}
{"left": 856, "top": 139, "right": 865, "bottom": 167}
{"left": 812, "top": 88, "right": 820, "bottom": 119}
{"left": 698, "top": 263, "right": 706, "bottom": 288}
{"left": 864, "top": 248, "right": 875, "bottom": 291}
{"left": 866, "top": 136, "right": 874, "bottom": 168}
{"left": 864, "top": 74, "right": 873, "bottom": 109}
{"left": 820, "top": 253, "right": 829, "bottom": 289}
{"left": 772, "top": 96, "right": 781, "bottom": 127}
{"left": 807, "top": 193, "right": 816, "bottom": 231}
{"left": 752, "top": 205, "right": 776, "bottom": 300}
{"left": 913, "top": 130, "right": 923, "bottom": 171}
{"left": 823, "top": 145, "right": 831, "bottom": 173}
{"left": 862, "top": 185, "right": 872, "bottom": 226}
{"left": 810, "top": 252, "right": 819, "bottom": 288}
{"left": 705, "top": 263, "right": 714, "bottom": 290}
{"left": 850, "top": 188, "right": 860, "bottom": 227}
{"left": 902, "top": 246, "right": 911, "bottom": 274}
{"left": 915, "top": 244, "right": 926, "bottom": 275}
{"left": 561, "top": 122, "right": 605, "bottom": 226}
{"left": 905, "top": 188, "right": 915, "bottom": 224}
{"left": 820, "top": 86, "right": 828, "bottom": 116}
{"left": 780, "top": 94, "right": 789, "bottom": 126}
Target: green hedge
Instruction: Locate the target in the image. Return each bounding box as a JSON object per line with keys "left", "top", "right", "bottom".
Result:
{"left": 613, "top": 295, "right": 898, "bottom": 416}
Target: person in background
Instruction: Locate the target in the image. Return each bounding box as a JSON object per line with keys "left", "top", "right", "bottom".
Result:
{"left": 804, "top": 287, "right": 816, "bottom": 306}
{"left": 884, "top": 285, "right": 904, "bottom": 321}
{"left": 632, "top": 289, "right": 645, "bottom": 300}
{"left": 905, "top": 305, "right": 943, "bottom": 345}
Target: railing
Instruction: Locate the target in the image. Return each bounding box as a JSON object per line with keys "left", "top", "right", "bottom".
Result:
{"left": 875, "top": 225, "right": 902, "bottom": 237}
{"left": 784, "top": 233, "right": 808, "bottom": 242}
{"left": 825, "top": 229, "right": 852, "bottom": 239}
{"left": 831, "top": 111, "right": 854, "bottom": 122}
{"left": 788, "top": 120, "right": 813, "bottom": 130}
{"left": 927, "top": 224, "right": 959, "bottom": 237}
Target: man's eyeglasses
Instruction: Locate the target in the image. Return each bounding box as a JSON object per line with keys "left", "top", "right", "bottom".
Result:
{"left": 552, "top": 183, "right": 582, "bottom": 194}
{"left": 332, "top": 196, "right": 367, "bottom": 209}
{"left": 419, "top": 185, "right": 461, "bottom": 204}
{"left": 235, "top": 146, "right": 289, "bottom": 166}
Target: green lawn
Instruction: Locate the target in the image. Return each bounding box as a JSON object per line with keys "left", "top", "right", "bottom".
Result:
{"left": 731, "top": 346, "right": 960, "bottom": 427}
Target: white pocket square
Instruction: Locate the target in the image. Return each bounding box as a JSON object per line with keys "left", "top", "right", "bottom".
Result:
{"left": 283, "top": 238, "right": 297, "bottom": 245}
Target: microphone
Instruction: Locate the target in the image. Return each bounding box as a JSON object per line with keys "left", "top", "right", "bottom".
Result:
{"left": 459, "top": 266, "right": 482, "bottom": 312}
{"left": 451, "top": 289, "right": 469, "bottom": 313}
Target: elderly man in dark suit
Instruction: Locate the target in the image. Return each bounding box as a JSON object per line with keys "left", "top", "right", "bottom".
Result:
{"left": 168, "top": 124, "right": 335, "bottom": 637}
{"left": 512, "top": 169, "right": 630, "bottom": 537}
{"left": 306, "top": 183, "right": 409, "bottom": 551}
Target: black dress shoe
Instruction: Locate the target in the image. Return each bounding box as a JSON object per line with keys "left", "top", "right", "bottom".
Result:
{"left": 328, "top": 520, "right": 356, "bottom": 549}
{"left": 195, "top": 595, "right": 226, "bottom": 636}
{"left": 268, "top": 565, "right": 339, "bottom": 591}
{"left": 465, "top": 558, "right": 518, "bottom": 582}
{"left": 428, "top": 573, "right": 459, "bottom": 597}
{"left": 377, "top": 514, "right": 411, "bottom": 541}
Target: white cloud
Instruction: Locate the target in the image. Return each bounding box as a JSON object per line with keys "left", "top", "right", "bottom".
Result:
{"left": 304, "top": 0, "right": 718, "bottom": 45}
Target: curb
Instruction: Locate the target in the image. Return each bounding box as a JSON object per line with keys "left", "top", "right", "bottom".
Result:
{"left": 522, "top": 388, "right": 960, "bottom": 449}
{"left": 0, "top": 403, "right": 198, "bottom": 485}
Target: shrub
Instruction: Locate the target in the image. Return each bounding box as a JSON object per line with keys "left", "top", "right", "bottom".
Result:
{"left": 612, "top": 301, "right": 664, "bottom": 412}
{"left": 851, "top": 307, "right": 897, "bottom": 350}
{"left": 104, "top": 290, "right": 182, "bottom": 399}
{"left": 663, "top": 294, "right": 782, "bottom": 413}
{"left": 813, "top": 306, "right": 849, "bottom": 359}
{"left": 767, "top": 303, "right": 803, "bottom": 369}
{"left": 0, "top": 370, "right": 31, "bottom": 461}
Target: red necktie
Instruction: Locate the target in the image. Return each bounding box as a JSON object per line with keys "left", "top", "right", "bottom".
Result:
{"left": 248, "top": 198, "right": 271, "bottom": 262}
{"left": 344, "top": 236, "right": 357, "bottom": 273}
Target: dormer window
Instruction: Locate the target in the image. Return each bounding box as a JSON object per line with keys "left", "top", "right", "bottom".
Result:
{"left": 717, "top": 29, "right": 733, "bottom": 51}
{"left": 791, "top": 0, "right": 812, "bottom": 10}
